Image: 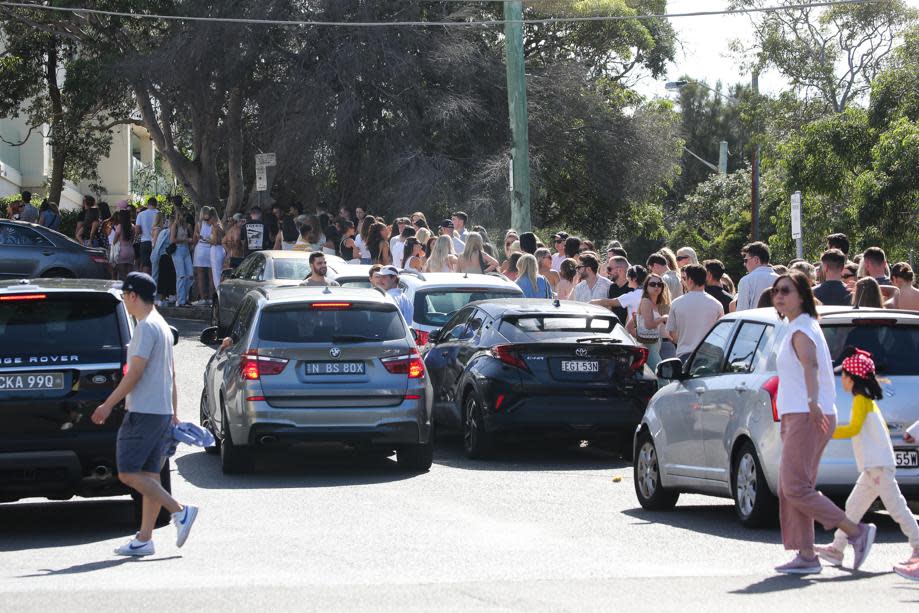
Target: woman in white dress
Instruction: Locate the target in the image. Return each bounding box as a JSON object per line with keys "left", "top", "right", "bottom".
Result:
{"left": 206, "top": 207, "right": 226, "bottom": 291}
{"left": 193, "top": 207, "right": 213, "bottom": 305}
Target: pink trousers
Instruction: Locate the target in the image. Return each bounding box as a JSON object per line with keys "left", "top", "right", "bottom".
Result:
{"left": 779, "top": 413, "right": 848, "bottom": 551}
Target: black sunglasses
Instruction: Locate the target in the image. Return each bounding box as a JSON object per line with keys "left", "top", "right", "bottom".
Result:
{"left": 677, "top": 255, "right": 690, "bottom": 261}
{"left": 647, "top": 281, "right": 664, "bottom": 288}
{"left": 771, "top": 286, "right": 794, "bottom": 296}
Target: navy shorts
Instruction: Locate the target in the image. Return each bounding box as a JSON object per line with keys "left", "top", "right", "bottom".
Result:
{"left": 138, "top": 241, "right": 153, "bottom": 267}
{"left": 117, "top": 412, "right": 173, "bottom": 474}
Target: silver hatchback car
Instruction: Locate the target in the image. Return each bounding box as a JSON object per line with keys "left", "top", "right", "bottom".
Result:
{"left": 634, "top": 307, "right": 919, "bottom": 527}
{"left": 199, "top": 286, "right": 434, "bottom": 474}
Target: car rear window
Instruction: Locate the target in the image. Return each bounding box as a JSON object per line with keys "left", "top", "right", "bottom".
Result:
{"left": 272, "top": 260, "right": 311, "bottom": 280}
{"left": 335, "top": 278, "right": 372, "bottom": 289}
{"left": 258, "top": 304, "right": 406, "bottom": 343}
{"left": 822, "top": 322, "right": 919, "bottom": 375}
{"left": 413, "top": 289, "right": 523, "bottom": 326}
{"left": 499, "top": 315, "right": 618, "bottom": 341}
{"left": 0, "top": 294, "right": 122, "bottom": 354}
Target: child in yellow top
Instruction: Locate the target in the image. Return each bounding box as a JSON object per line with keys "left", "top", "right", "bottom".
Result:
{"left": 814, "top": 348, "right": 919, "bottom": 569}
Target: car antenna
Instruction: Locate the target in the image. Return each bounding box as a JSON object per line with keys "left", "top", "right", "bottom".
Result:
{"left": 553, "top": 298, "right": 561, "bottom": 308}
{"left": 323, "top": 286, "right": 332, "bottom": 294}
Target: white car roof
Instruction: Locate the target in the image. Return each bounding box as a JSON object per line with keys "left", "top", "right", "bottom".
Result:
{"left": 398, "top": 272, "right": 520, "bottom": 291}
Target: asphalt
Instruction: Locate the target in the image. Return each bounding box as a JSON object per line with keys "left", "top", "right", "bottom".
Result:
{"left": 1, "top": 317, "right": 917, "bottom": 611}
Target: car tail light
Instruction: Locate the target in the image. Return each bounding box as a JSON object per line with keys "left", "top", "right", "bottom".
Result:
{"left": 628, "top": 347, "right": 649, "bottom": 373}
{"left": 491, "top": 345, "right": 529, "bottom": 371}
{"left": 0, "top": 293, "right": 47, "bottom": 301}
{"left": 494, "top": 394, "right": 506, "bottom": 411}
{"left": 762, "top": 376, "right": 780, "bottom": 422}
{"left": 404, "top": 394, "right": 421, "bottom": 401}
{"left": 311, "top": 302, "right": 351, "bottom": 310}
{"left": 90, "top": 255, "right": 108, "bottom": 264}
{"left": 246, "top": 395, "right": 266, "bottom": 402}
{"left": 414, "top": 329, "right": 430, "bottom": 346}
{"left": 240, "top": 351, "right": 288, "bottom": 380}
{"left": 382, "top": 349, "right": 425, "bottom": 378}
{"left": 122, "top": 363, "right": 129, "bottom": 377}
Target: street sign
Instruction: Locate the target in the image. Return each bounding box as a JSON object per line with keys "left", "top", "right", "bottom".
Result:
{"left": 790, "top": 191, "right": 802, "bottom": 239}
{"left": 255, "top": 152, "right": 276, "bottom": 168}
{"left": 256, "top": 165, "right": 267, "bottom": 192}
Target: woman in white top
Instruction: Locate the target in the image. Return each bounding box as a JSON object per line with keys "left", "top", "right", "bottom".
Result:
{"left": 355, "top": 216, "right": 374, "bottom": 264}
{"left": 771, "top": 271, "right": 873, "bottom": 575}
{"left": 401, "top": 237, "right": 426, "bottom": 273}
{"left": 425, "top": 235, "right": 457, "bottom": 273}
{"left": 635, "top": 273, "right": 671, "bottom": 370}
{"left": 193, "top": 208, "right": 214, "bottom": 305}
{"left": 205, "top": 207, "right": 226, "bottom": 291}
{"left": 457, "top": 232, "right": 499, "bottom": 275}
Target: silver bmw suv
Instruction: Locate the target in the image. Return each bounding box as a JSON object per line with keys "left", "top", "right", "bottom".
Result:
{"left": 199, "top": 286, "right": 434, "bottom": 474}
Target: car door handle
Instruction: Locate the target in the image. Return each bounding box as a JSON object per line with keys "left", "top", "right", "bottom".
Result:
{"left": 734, "top": 384, "right": 748, "bottom": 393}
{"left": 42, "top": 250, "right": 54, "bottom": 256}
{"left": 693, "top": 387, "right": 705, "bottom": 396}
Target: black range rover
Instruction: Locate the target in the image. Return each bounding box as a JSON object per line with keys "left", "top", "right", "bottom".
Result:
{"left": 0, "top": 279, "right": 172, "bottom": 519}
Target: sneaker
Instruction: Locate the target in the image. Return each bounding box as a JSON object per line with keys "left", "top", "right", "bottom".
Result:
{"left": 899, "top": 548, "right": 919, "bottom": 566}
{"left": 172, "top": 505, "right": 198, "bottom": 548}
{"left": 775, "top": 554, "right": 822, "bottom": 575}
{"left": 192, "top": 299, "right": 207, "bottom": 306}
{"left": 894, "top": 560, "right": 919, "bottom": 581}
{"left": 814, "top": 545, "right": 844, "bottom": 567}
{"left": 114, "top": 537, "right": 154, "bottom": 557}
{"left": 848, "top": 523, "right": 877, "bottom": 571}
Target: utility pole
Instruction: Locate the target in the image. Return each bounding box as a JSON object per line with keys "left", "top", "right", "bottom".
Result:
{"left": 751, "top": 70, "right": 761, "bottom": 241}
{"left": 718, "top": 141, "right": 728, "bottom": 175}
{"left": 503, "top": 0, "right": 531, "bottom": 232}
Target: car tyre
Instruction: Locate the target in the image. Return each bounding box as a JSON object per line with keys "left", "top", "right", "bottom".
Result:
{"left": 220, "top": 405, "right": 253, "bottom": 474}
{"left": 211, "top": 298, "right": 225, "bottom": 336}
{"left": 732, "top": 440, "right": 777, "bottom": 528}
{"left": 463, "top": 392, "right": 493, "bottom": 459}
{"left": 397, "top": 441, "right": 433, "bottom": 473}
{"left": 200, "top": 388, "right": 220, "bottom": 455}
{"left": 131, "top": 459, "right": 172, "bottom": 527}
{"left": 633, "top": 430, "right": 679, "bottom": 510}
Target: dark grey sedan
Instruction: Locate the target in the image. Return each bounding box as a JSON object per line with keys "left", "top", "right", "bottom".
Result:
{"left": 0, "top": 220, "right": 109, "bottom": 279}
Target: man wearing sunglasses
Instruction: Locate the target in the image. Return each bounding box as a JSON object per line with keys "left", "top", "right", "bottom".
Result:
{"left": 572, "top": 254, "right": 612, "bottom": 303}
{"left": 736, "top": 241, "right": 778, "bottom": 311}
{"left": 550, "top": 232, "right": 568, "bottom": 271}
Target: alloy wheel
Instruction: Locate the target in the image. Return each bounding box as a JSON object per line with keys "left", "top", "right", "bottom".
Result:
{"left": 636, "top": 441, "right": 659, "bottom": 499}
{"left": 735, "top": 453, "right": 758, "bottom": 518}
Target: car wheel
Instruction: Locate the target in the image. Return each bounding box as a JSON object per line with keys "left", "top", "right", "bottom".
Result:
{"left": 220, "top": 404, "right": 252, "bottom": 474}
{"left": 131, "top": 459, "right": 173, "bottom": 527}
{"left": 41, "top": 268, "right": 74, "bottom": 279}
{"left": 733, "top": 440, "right": 777, "bottom": 528}
{"left": 633, "top": 430, "right": 679, "bottom": 510}
{"left": 200, "top": 388, "right": 220, "bottom": 455}
{"left": 463, "top": 392, "right": 492, "bottom": 459}
{"left": 397, "top": 441, "right": 433, "bottom": 473}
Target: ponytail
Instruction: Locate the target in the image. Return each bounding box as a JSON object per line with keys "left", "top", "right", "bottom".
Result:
{"left": 843, "top": 370, "right": 884, "bottom": 400}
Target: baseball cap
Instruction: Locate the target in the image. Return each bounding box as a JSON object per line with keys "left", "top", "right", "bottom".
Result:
{"left": 439, "top": 219, "right": 454, "bottom": 229}
{"left": 122, "top": 272, "right": 156, "bottom": 302}
{"left": 232, "top": 213, "right": 244, "bottom": 221}
{"left": 375, "top": 265, "right": 400, "bottom": 277}
{"left": 553, "top": 231, "right": 569, "bottom": 241}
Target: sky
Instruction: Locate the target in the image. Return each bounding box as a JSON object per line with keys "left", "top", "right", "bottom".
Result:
{"left": 637, "top": 0, "right": 919, "bottom": 100}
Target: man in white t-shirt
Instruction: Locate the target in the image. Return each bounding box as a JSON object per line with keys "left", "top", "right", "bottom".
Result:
{"left": 666, "top": 264, "right": 724, "bottom": 362}
{"left": 135, "top": 197, "right": 159, "bottom": 274}
{"left": 736, "top": 241, "right": 778, "bottom": 311}
{"left": 572, "top": 254, "right": 612, "bottom": 302}
{"left": 591, "top": 265, "right": 646, "bottom": 324}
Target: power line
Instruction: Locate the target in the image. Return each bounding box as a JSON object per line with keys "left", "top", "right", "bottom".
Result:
{"left": 0, "top": 0, "right": 892, "bottom": 28}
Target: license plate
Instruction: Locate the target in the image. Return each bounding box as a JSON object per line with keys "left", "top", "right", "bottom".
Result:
{"left": 303, "top": 362, "right": 365, "bottom": 375}
{"left": 0, "top": 372, "right": 64, "bottom": 391}
{"left": 894, "top": 449, "right": 919, "bottom": 468}
{"left": 561, "top": 360, "right": 600, "bottom": 373}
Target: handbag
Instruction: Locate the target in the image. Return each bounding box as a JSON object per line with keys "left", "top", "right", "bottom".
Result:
{"left": 165, "top": 242, "right": 177, "bottom": 256}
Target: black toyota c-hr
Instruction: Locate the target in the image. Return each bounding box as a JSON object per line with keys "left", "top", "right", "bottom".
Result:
{"left": 422, "top": 298, "right": 657, "bottom": 458}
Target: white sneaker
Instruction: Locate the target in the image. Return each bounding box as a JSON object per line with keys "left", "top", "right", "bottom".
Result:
{"left": 172, "top": 505, "right": 199, "bottom": 548}
{"left": 192, "top": 299, "right": 207, "bottom": 306}
{"left": 114, "top": 537, "right": 155, "bottom": 557}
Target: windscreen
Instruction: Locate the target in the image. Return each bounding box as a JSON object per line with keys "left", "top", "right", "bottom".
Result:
{"left": 258, "top": 304, "right": 406, "bottom": 343}
{"left": 414, "top": 289, "right": 522, "bottom": 326}
{"left": 499, "top": 315, "right": 618, "bottom": 342}
{"left": 822, "top": 322, "right": 919, "bottom": 376}
{"left": 272, "top": 259, "right": 312, "bottom": 280}
{"left": 0, "top": 294, "right": 122, "bottom": 355}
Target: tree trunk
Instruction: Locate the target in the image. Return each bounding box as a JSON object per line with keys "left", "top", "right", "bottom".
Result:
{"left": 45, "top": 38, "right": 66, "bottom": 206}
{"left": 224, "top": 87, "right": 246, "bottom": 219}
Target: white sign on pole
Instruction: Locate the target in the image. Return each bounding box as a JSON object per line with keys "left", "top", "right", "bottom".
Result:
{"left": 508, "top": 158, "right": 514, "bottom": 192}
{"left": 790, "top": 191, "right": 802, "bottom": 239}
{"left": 255, "top": 166, "right": 268, "bottom": 192}
{"left": 255, "top": 152, "right": 277, "bottom": 168}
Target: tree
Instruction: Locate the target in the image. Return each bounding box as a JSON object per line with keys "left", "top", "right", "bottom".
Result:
{"left": 731, "top": 0, "right": 916, "bottom": 112}
{"left": 0, "top": 5, "right": 133, "bottom": 205}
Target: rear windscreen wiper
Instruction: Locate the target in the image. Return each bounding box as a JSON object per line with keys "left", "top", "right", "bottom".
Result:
{"left": 575, "top": 337, "right": 623, "bottom": 344}
{"left": 331, "top": 334, "right": 378, "bottom": 343}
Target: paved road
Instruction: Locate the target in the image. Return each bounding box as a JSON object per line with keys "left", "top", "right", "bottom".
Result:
{"left": 1, "top": 318, "right": 917, "bottom": 611}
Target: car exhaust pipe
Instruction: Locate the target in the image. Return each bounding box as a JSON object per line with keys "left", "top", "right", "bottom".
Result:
{"left": 259, "top": 435, "right": 278, "bottom": 446}
{"left": 92, "top": 465, "right": 113, "bottom": 480}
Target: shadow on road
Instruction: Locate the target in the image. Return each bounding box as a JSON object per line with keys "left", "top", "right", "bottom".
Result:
{"left": 730, "top": 569, "right": 888, "bottom": 594}
{"left": 622, "top": 504, "right": 912, "bottom": 545}
{"left": 433, "top": 434, "right": 630, "bottom": 472}
{"left": 166, "top": 317, "right": 209, "bottom": 340}
{"left": 0, "top": 499, "right": 135, "bottom": 553}
{"left": 175, "top": 447, "right": 418, "bottom": 490}
{"left": 18, "top": 555, "right": 182, "bottom": 578}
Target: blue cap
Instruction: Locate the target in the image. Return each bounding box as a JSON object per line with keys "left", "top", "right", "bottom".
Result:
{"left": 122, "top": 271, "right": 156, "bottom": 302}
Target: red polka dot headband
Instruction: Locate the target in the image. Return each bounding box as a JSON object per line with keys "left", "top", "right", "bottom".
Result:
{"left": 842, "top": 348, "right": 875, "bottom": 378}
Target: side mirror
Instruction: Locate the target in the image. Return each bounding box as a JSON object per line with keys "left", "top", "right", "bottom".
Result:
{"left": 169, "top": 325, "right": 180, "bottom": 346}
{"left": 428, "top": 328, "right": 442, "bottom": 345}
{"left": 220, "top": 269, "right": 233, "bottom": 282}
{"left": 199, "top": 326, "right": 221, "bottom": 346}
{"left": 656, "top": 358, "right": 685, "bottom": 381}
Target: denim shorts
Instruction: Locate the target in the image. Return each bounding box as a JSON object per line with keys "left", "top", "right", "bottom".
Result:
{"left": 116, "top": 412, "right": 173, "bottom": 474}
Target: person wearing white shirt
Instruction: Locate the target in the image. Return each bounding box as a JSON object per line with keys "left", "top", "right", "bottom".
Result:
{"left": 451, "top": 211, "right": 469, "bottom": 242}
{"left": 374, "top": 265, "right": 414, "bottom": 325}
{"left": 550, "top": 232, "right": 568, "bottom": 271}
{"left": 439, "top": 219, "right": 465, "bottom": 255}
{"left": 572, "top": 254, "right": 612, "bottom": 303}
{"left": 736, "top": 241, "right": 779, "bottom": 311}
{"left": 666, "top": 264, "right": 724, "bottom": 361}
{"left": 135, "top": 198, "right": 159, "bottom": 274}
{"left": 591, "top": 264, "right": 647, "bottom": 323}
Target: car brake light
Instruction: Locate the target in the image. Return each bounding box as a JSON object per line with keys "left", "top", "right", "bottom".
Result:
{"left": 0, "top": 293, "right": 47, "bottom": 301}
{"left": 491, "top": 345, "right": 529, "bottom": 371}
{"left": 90, "top": 255, "right": 108, "bottom": 264}
{"left": 311, "top": 302, "right": 351, "bottom": 310}
{"left": 414, "top": 329, "right": 430, "bottom": 346}
{"left": 628, "top": 347, "right": 649, "bottom": 373}
{"left": 762, "top": 376, "right": 780, "bottom": 422}
{"left": 122, "top": 363, "right": 129, "bottom": 377}
{"left": 404, "top": 394, "right": 421, "bottom": 400}
{"left": 381, "top": 350, "right": 425, "bottom": 378}
{"left": 240, "top": 351, "right": 288, "bottom": 380}
{"left": 246, "top": 395, "right": 266, "bottom": 402}
{"left": 495, "top": 394, "right": 505, "bottom": 411}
